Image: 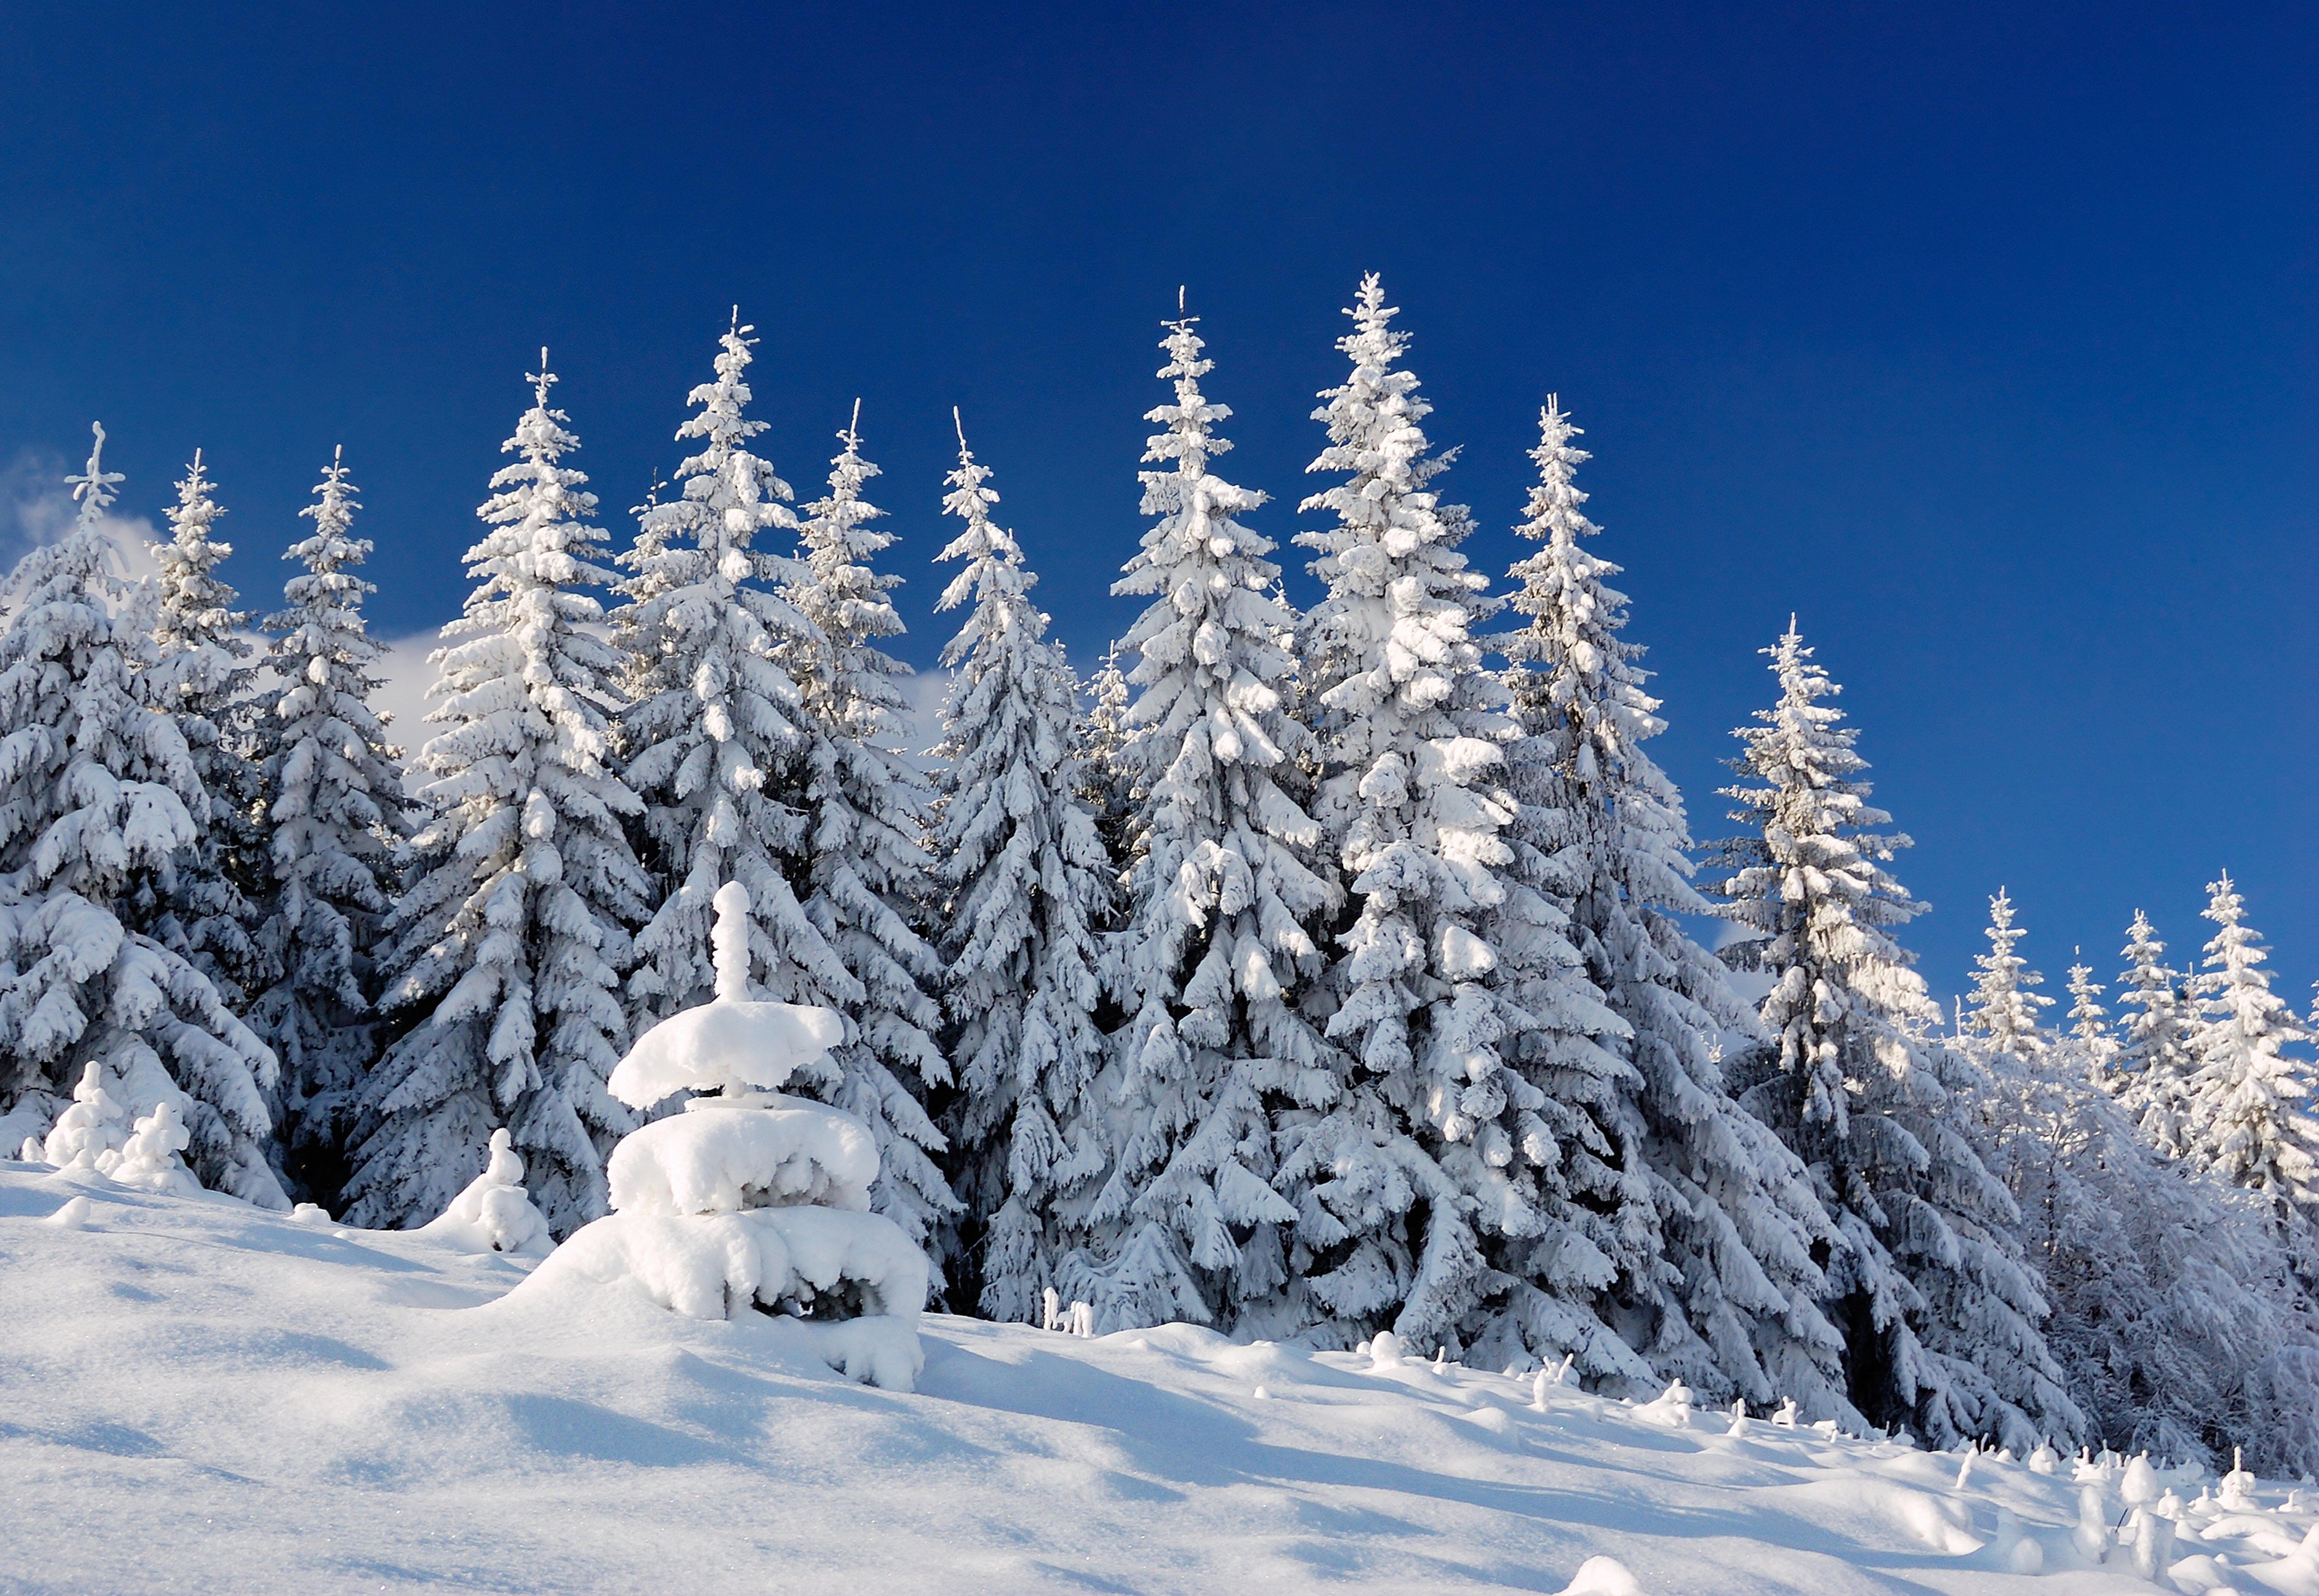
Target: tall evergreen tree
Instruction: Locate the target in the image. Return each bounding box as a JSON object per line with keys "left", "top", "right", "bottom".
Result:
{"left": 249, "top": 447, "right": 406, "bottom": 1205}
{"left": 147, "top": 452, "right": 268, "bottom": 1008}
{"left": 2064, "top": 955, "right": 2112, "bottom": 1059}
{"left": 779, "top": 407, "right": 955, "bottom": 1266}
{"left": 1052, "top": 303, "right": 1338, "bottom": 1333}
{"left": 0, "top": 424, "right": 285, "bottom": 1206}
{"left": 1963, "top": 890, "right": 2053, "bottom": 1053}
{"left": 929, "top": 414, "right": 1112, "bottom": 1320}
{"left": 343, "top": 358, "right": 651, "bottom": 1235}
{"left": 617, "top": 316, "right": 851, "bottom": 1024}
{"left": 1283, "top": 274, "right": 1560, "bottom": 1353}
{"left": 2181, "top": 874, "right": 2319, "bottom": 1217}
{"left": 2114, "top": 910, "right": 2197, "bottom": 1155}
{"left": 1476, "top": 401, "right": 1657, "bottom": 1384}
{"left": 1713, "top": 622, "right": 2077, "bottom": 1447}
{"left": 1499, "top": 415, "right": 1846, "bottom": 1411}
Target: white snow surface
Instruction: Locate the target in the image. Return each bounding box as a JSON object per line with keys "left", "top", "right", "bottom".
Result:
{"left": 6, "top": 1160, "right": 2309, "bottom": 1596}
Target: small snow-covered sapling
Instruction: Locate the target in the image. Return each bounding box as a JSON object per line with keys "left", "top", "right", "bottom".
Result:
{"left": 110, "top": 1102, "right": 202, "bottom": 1196}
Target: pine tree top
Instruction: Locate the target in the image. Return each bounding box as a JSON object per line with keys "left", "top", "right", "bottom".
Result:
{"left": 1965, "top": 888, "right": 2054, "bottom": 1053}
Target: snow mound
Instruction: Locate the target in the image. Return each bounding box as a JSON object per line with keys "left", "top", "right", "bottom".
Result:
{"left": 522, "top": 1205, "right": 927, "bottom": 1390}
{"left": 606, "top": 1096, "right": 877, "bottom": 1216}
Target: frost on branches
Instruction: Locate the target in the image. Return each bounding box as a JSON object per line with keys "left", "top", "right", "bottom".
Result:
{"left": 1498, "top": 415, "right": 1840, "bottom": 1410}
{"left": 249, "top": 447, "right": 406, "bottom": 1206}
{"left": 1714, "top": 624, "right": 2076, "bottom": 1449}
{"left": 0, "top": 424, "right": 285, "bottom": 1207}
{"left": 147, "top": 451, "right": 269, "bottom": 1010}
{"left": 1285, "top": 276, "right": 1546, "bottom": 1354}
{"left": 928, "top": 415, "right": 1111, "bottom": 1322}
{"left": 2181, "top": 874, "right": 2319, "bottom": 1219}
{"left": 617, "top": 316, "right": 849, "bottom": 1030}
{"left": 345, "top": 359, "right": 652, "bottom": 1236}
{"left": 1054, "top": 305, "right": 1338, "bottom": 1335}
{"left": 778, "top": 407, "right": 955, "bottom": 1272}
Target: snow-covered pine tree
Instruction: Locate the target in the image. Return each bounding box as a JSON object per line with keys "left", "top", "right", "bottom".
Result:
{"left": 249, "top": 446, "right": 407, "bottom": 1205}
{"left": 777, "top": 405, "right": 955, "bottom": 1269}
{"left": 1078, "top": 642, "right": 1137, "bottom": 873}
{"left": 929, "top": 413, "right": 1112, "bottom": 1321}
{"left": 1962, "top": 890, "right": 2054, "bottom": 1054}
{"left": 2064, "top": 954, "right": 2113, "bottom": 1068}
{"left": 1498, "top": 413, "right": 1847, "bottom": 1413}
{"left": 2180, "top": 874, "right": 2319, "bottom": 1218}
{"left": 617, "top": 315, "right": 852, "bottom": 1030}
{"left": 1472, "top": 401, "right": 1659, "bottom": 1385}
{"left": 1281, "top": 274, "right": 1555, "bottom": 1353}
{"left": 342, "top": 357, "right": 652, "bottom": 1236}
{"left": 1051, "top": 301, "right": 1339, "bottom": 1334}
{"left": 1712, "top": 621, "right": 2077, "bottom": 1448}
{"left": 2114, "top": 909, "right": 2198, "bottom": 1156}
{"left": 147, "top": 452, "right": 269, "bottom": 1009}
{"left": 0, "top": 424, "right": 286, "bottom": 1206}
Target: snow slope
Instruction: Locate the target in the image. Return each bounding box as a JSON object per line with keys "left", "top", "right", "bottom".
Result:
{"left": 2, "top": 1161, "right": 2309, "bottom": 1595}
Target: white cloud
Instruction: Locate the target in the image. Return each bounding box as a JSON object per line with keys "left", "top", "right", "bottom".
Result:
{"left": 369, "top": 629, "right": 447, "bottom": 777}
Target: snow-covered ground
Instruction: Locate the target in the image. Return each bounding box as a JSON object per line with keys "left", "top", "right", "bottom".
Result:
{"left": 4, "top": 1162, "right": 2311, "bottom": 1596}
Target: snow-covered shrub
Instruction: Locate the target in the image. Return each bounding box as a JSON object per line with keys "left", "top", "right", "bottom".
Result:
{"left": 411, "top": 1127, "right": 552, "bottom": 1257}
{"left": 517, "top": 883, "right": 926, "bottom": 1390}
{"left": 110, "top": 1101, "right": 202, "bottom": 1197}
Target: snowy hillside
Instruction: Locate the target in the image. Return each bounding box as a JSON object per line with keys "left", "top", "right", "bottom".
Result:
{"left": 6, "top": 1162, "right": 2310, "bottom": 1596}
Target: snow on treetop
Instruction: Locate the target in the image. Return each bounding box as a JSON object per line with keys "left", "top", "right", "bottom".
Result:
{"left": 607, "top": 883, "right": 844, "bottom": 1108}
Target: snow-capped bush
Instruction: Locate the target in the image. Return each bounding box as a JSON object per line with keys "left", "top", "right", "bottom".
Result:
{"left": 518, "top": 883, "right": 926, "bottom": 1389}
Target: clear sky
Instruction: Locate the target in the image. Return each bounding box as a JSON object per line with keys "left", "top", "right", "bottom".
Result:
{"left": 2, "top": 2, "right": 2310, "bottom": 1012}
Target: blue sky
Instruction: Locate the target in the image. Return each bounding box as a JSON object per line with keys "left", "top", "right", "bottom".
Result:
{"left": 1, "top": 2, "right": 2311, "bottom": 1010}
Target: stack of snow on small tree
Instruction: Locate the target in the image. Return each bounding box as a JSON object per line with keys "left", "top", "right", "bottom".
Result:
{"left": 519, "top": 883, "right": 928, "bottom": 1390}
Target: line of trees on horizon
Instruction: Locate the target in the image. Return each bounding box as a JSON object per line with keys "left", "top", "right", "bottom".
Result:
{"left": 3, "top": 277, "right": 2316, "bottom": 1474}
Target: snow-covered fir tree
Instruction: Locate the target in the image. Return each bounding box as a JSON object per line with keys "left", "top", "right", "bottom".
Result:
{"left": 1498, "top": 418, "right": 1847, "bottom": 1412}
{"left": 1713, "top": 622, "right": 2077, "bottom": 1448}
{"left": 928, "top": 414, "right": 1112, "bottom": 1320}
{"left": 146, "top": 452, "right": 269, "bottom": 1008}
{"left": 343, "top": 358, "right": 651, "bottom": 1235}
{"left": 1052, "top": 303, "right": 1339, "bottom": 1334}
{"left": 1962, "top": 889, "right": 2053, "bottom": 1054}
{"left": 0, "top": 424, "right": 285, "bottom": 1206}
{"left": 1078, "top": 642, "right": 1137, "bottom": 871}
{"left": 2181, "top": 874, "right": 2319, "bottom": 1217}
{"left": 249, "top": 447, "right": 406, "bottom": 1205}
{"left": 1284, "top": 274, "right": 1563, "bottom": 1354}
{"left": 777, "top": 406, "right": 955, "bottom": 1269}
{"left": 617, "top": 315, "right": 849, "bottom": 1024}
{"left": 2064, "top": 955, "right": 2112, "bottom": 1064}
{"left": 2114, "top": 909, "right": 2197, "bottom": 1155}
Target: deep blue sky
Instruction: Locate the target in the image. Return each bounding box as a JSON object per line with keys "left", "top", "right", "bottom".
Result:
{"left": 1, "top": 3, "right": 2311, "bottom": 1010}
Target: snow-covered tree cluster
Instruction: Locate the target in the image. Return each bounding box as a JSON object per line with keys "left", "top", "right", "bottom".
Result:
{"left": 4, "top": 283, "right": 2312, "bottom": 1471}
